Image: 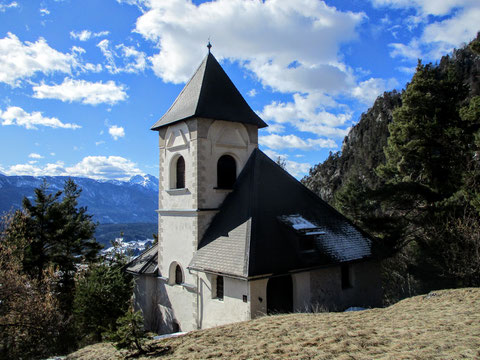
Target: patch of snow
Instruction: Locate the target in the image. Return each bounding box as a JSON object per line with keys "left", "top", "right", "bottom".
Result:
{"left": 153, "top": 332, "right": 187, "bottom": 340}
{"left": 344, "top": 307, "right": 366, "bottom": 312}
{"left": 279, "top": 214, "right": 317, "bottom": 230}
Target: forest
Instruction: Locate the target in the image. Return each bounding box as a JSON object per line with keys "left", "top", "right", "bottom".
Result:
{"left": 303, "top": 33, "right": 480, "bottom": 303}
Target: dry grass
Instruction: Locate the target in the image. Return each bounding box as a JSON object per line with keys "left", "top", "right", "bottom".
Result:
{"left": 67, "top": 288, "right": 480, "bottom": 360}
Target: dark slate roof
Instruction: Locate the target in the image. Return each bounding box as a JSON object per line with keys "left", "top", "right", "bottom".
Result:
{"left": 125, "top": 245, "right": 158, "bottom": 275}
{"left": 189, "top": 149, "right": 372, "bottom": 278}
{"left": 151, "top": 53, "right": 267, "bottom": 130}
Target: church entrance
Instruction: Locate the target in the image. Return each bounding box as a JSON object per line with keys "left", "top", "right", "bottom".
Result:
{"left": 266, "top": 275, "right": 293, "bottom": 314}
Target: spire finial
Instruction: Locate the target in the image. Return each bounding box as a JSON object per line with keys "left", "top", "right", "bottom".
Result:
{"left": 207, "top": 38, "right": 212, "bottom": 53}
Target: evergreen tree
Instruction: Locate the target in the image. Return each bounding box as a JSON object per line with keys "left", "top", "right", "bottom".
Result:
{"left": 73, "top": 240, "right": 133, "bottom": 345}
{"left": 21, "top": 180, "right": 101, "bottom": 310}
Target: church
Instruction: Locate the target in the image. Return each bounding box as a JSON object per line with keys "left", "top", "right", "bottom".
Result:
{"left": 126, "top": 46, "right": 382, "bottom": 334}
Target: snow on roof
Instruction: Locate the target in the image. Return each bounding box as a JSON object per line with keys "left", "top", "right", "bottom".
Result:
{"left": 278, "top": 214, "right": 318, "bottom": 230}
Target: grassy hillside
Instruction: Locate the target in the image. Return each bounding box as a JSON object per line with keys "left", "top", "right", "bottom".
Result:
{"left": 67, "top": 288, "right": 480, "bottom": 360}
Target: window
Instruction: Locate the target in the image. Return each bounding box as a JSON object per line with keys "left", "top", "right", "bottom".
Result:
{"left": 175, "top": 264, "right": 183, "bottom": 285}
{"left": 216, "top": 275, "right": 224, "bottom": 300}
{"left": 341, "top": 264, "right": 352, "bottom": 289}
{"left": 175, "top": 156, "right": 185, "bottom": 189}
{"left": 217, "top": 155, "right": 236, "bottom": 189}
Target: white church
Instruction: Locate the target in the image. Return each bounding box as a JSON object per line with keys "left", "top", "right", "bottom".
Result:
{"left": 126, "top": 47, "right": 382, "bottom": 334}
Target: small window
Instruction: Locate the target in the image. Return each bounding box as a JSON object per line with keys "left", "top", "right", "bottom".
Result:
{"left": 175, "top": 264, "right": 183, "bottom": 285}
{"left": 341, "top": 264, "right": 352, "bottom": 289}
{"left": 216, "top": 275, "right": 224, "bottom": 300}
{"left": 176, "top": 156, "right": 185, "bottom": 189}
{"left": 217, "top": 155, "right": 236, "bottom": 189}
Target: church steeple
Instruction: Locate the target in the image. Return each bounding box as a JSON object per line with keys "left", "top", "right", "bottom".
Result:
{"left": 151, "top": 52, "right": 267, "bottom": 130}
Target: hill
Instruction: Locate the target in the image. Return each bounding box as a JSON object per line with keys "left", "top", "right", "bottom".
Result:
{"left": 67, "top": 288, "right": 480, "bottom": 359}
{"left": 0, "top": 174, "right": 158, "bottom": 224}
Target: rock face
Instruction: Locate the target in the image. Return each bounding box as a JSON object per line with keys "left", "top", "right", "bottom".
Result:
{"left": 0, "top": 174, "right": 158, "bottom": 224}
{"left": 302, "top": 91, "right": 402, "bottom": 203}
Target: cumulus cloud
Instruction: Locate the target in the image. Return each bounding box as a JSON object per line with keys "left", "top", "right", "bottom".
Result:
{"left": 108, "top": 125, "right": 125, "bottom": 140}
{"left": 39, "top": 8, "right": 50, "bottom": 16}
{"left": 260, "top": 134, "right": 337, "bottom": 151}
{"left": 0, "top": 33, "right": 82, "bottom": 86}
{"left": 0, "top": 106, "right": 81, "bottom": 130}
{"left": 1, "top": 156, "right": 142, "bottom": 181}
{"left": 0, "top": 2, "right": 17, "bottom": 12}
{"left": 70, "top": 30, "right": 110, "bottom": 41}
{"left": 260, "top": 92, "right": 351, "bottom": 138}
{"left": 32, "top": 78, "right": 128, "bottom": 105}
{"left": 134, "top": 0, "right": 364, "bottom": 93}
{"left": 263, "top": 149, "right": 312, "bottom": 178}
{"left": 351, "top": 77, "right": 399, "bottom": 104}
{"left": 97, "top": 39, "right": 147, "bottom": 74}
{"left": 28, "top": 153, "right": 44, "bottom": 159}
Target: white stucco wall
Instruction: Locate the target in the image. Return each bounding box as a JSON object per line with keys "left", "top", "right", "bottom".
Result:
{"left": 249, "top": 278, "right": 268, "bottom": 318}
{"left": 309, "top": 261, "right": 382, "bottom": 311}
{"left": 196, "top": 272, "right": 250, "bottom": 329}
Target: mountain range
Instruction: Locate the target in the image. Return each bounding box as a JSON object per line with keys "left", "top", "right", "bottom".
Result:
{"left": 0, "top": 174, "right": 158, "bottom": 224}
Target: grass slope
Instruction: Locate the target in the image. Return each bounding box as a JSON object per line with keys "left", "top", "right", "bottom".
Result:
{"left": 67, "top": 288, "right": 480, "bottom": 360}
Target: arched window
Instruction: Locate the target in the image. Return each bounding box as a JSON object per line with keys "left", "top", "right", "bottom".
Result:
{"left": 217, "top": 155, "right": 236, "bottom": 189}
{"left": 175, "top": 156, "right": 185, "bottom": 189}
{"left": 175, "top": 264, "right": 183, "bottom": 285}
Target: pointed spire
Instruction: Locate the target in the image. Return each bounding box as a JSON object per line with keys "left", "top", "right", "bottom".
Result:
{"left": 207, "top": 41, "right": 212, "bottom": 54}
{"left": 151, "top": 51, "right": 267, "bottom": 130}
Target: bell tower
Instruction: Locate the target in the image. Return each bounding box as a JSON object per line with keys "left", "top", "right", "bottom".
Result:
{"left": 150, "top": 47, "right": 267, "bottom": 332}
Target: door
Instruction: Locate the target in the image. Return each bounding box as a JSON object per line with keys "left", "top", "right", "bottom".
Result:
{"left": 266, "top": 275, "right": 293, "bottom": 314}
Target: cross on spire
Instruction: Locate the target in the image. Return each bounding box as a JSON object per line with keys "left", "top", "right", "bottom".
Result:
{"left": 207, "top": 41, "right": 212, "bottom": 53}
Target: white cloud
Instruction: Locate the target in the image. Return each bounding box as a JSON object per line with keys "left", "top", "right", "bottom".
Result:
{"left": 373, "top": 0, "right": 480, "bottom": 61}
{"left": 1, "top": 156, "right": 143, "bottom": 181}
{"left": 389, "top": 39, "right": 422, "bottom": 60}
{"left": 351, "top": 77, "right": 399, "bottom": 104}
{"left": 0, "top": 2, "right": 17, "bottom": 12}
{"left": 260, "top": 134, "right": 337, "bottom": 151}
{"left": 263, "top": 149, "right": 312, "bottom": 177}
{"left": 260, "top": 92, "right": 351, "bottom": 138}
{"left": 97, "top": 40, "right": 147, "bottom": 74}
{"left": 247, "top": 89, "right": 257, "bottom": 97}
{"left": 32, "top": 78, "right": 128, "bottom": 105}
{"left": 70, "top": 30, "right": 110, "bottom": 41}
{"left": 370, "top": 0, "right": 475, "bottom": 17}
{"left": 0, "top": 106, "right": 81, "bottom": 130}
{"left": 39, "top": 8, "right": 50, "bottom": 16}
{"left": 108, "top": 125, "right": 125, "bottom": 140}
{"left": 135, "top": 0, "right": 364, "bottom": 94}
{"left": 28, "top": 153, "right": 44, "bottom": 159}
{"left": 95, "top": 141, "right": 105, "bottom": 146}
{"left": 0, "top": 33, "right": 81, "bottom": 86}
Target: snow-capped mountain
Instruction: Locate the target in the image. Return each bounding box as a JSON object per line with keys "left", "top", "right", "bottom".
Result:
{"left": 0, "top": 173, "right": 158, "bottom": 224}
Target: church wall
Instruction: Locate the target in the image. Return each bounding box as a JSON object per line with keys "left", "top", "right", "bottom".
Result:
{"left": 249, "top": 278, "right": 268, "bottom": 318}
{"left": 309, "top": 261, "right": 382, "bottom": 311}
{"left": 197, "top": 272, "right": 250, "bottom": 329}
{"left": 197, "top": 120, "right": 257, "bottom": 211}
{"left": 159, "top": 279, "right": 197, "bottom": 332}
{"left": 292, "top": 271, "right": 311, "bottom": 312}
{"left": 132, "top": 275, "right": 163, "bottom": 333}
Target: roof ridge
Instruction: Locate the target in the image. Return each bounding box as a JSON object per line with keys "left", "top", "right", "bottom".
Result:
{"left": 193, "top": 53, "right": 213, "bottom": 115}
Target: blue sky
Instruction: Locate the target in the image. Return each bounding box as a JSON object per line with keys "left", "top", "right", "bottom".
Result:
{"left": 0, "top": 0, "right": 478, "bottom": 180}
